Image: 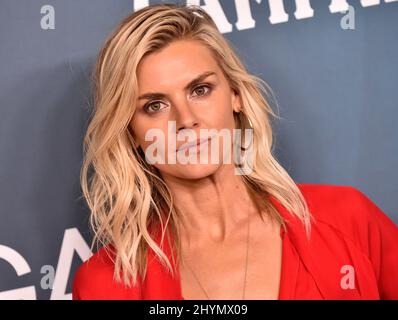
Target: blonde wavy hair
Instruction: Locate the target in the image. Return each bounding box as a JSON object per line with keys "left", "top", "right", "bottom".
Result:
{"left": 80, "top": 3, "right": 313, "bottom": 287}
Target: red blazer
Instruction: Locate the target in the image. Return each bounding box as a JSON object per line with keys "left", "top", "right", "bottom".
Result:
{"left": 72, "top": 184, "right": 398, "bottom": 300}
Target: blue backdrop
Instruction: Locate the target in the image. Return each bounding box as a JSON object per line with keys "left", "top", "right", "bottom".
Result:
{"left": 0, "top": 0, "right": 397, "bottom": 300}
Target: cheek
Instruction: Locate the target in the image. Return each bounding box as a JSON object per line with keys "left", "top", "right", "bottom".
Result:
{"left": 132, "top": 119, "right": 170, "bottom": 153}
{"left": 130, "top": 118, "right": 155, "bottom": 150}
{"left": 130, "top": 121, "right": 146, "bottom": 147}
{"left": 212, "top": 101, "right": 236, "bottom": 129}
{"left": 199, "top": 94, "right": 234, "bottom": 128}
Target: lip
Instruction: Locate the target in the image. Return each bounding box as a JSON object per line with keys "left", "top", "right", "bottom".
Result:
{"left": 176, "top": 136, "right": 213, "bottom": 153}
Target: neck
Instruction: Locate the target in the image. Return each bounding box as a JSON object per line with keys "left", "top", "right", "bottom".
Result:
{"left": 161, "top": 163, "right": 259, "bottom": 245}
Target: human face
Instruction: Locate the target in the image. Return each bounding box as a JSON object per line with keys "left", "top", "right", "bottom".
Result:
{"left": 130, "top": 39, "right": 241, "bottom": 180}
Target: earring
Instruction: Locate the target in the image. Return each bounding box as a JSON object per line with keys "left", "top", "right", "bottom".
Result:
{"left": 247, "top": 116, "right": 253, "bottom": 129}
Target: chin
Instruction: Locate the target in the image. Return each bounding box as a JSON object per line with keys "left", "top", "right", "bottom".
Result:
{"left": 168, "top": 162, "right": 223, "bottom": 180}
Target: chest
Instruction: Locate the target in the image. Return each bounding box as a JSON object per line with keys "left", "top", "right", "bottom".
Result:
{"left": 178, "top": 217, "right": 283, "bottom": 300}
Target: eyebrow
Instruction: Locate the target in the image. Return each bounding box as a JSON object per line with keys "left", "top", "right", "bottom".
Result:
{"left": 138, "top": 71, "right": 216, "bottom": 101}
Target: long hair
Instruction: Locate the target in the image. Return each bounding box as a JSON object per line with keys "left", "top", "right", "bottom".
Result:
{"left": 80, "top": 3, "right": 313, "bottom": 287}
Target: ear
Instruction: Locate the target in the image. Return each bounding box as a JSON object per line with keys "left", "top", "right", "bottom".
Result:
{"left": 231, "top": 88, "right": 241, "bottom": 113}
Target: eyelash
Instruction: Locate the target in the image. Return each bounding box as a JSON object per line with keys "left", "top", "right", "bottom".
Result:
{"left": 143, "top": 83, "right": 214, "bottom": 114}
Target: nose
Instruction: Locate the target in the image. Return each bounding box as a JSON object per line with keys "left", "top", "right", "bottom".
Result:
{"left": 173, "top": 98, "right": 199, "bottom": 133}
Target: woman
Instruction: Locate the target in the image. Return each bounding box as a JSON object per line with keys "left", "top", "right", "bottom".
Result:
{"left": 72, "top": 4, "right": 398, "bottom": 300}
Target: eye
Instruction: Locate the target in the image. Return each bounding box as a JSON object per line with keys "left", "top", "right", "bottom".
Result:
{"left": 192, "top": 84, "right": 213, "bottom": 97}
{"left": 144, "top": 101, "right": 168, "bottom": 114}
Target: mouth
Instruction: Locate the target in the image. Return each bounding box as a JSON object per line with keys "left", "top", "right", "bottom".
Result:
{"left": 176, "top": 135, "right": 214, "bottom": 153}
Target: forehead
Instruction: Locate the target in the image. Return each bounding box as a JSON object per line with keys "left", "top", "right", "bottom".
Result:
{"left": 137, "top": 40, "right": 220, "bottom": 90}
